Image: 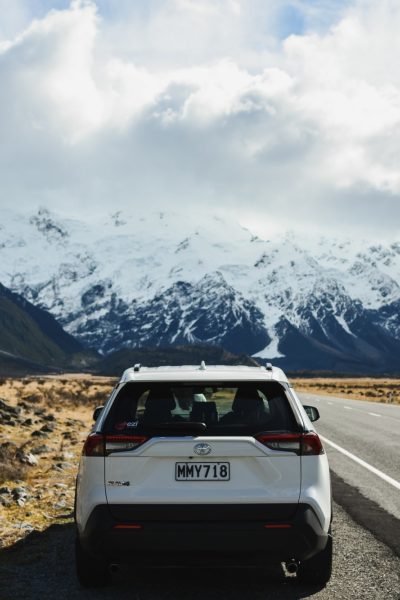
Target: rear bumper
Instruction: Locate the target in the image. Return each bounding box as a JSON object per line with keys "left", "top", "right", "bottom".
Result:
{"left": 78, "top": 503, "right": 329, "bottom": 565}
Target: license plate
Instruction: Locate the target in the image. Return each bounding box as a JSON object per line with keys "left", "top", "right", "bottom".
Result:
{"left": 175, "top": 462, "right": 230, "bottom": 481}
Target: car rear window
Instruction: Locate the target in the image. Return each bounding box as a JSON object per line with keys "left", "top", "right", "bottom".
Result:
{"left": 103, "top": 381, "right": 297, "bottom": 436}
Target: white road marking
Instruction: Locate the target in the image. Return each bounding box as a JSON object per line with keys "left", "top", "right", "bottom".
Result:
{"left": 320, "top": 435, "right": 400, "bottom": 491}
{"left": 325, "top": 402, "right": 390, "bottom": 420}
{"left": 300, "top": 393, "right": 400, "bottom": 421}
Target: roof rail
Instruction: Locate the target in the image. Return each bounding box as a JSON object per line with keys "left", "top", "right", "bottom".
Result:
{"left": 199, "top": 360, "right": 206, "bottom": 371}
{"left": 133, "top": 363, "right": 141, "bottom": 372}
{"left": 265, "top": 362, "right": 273, "bottom": 371}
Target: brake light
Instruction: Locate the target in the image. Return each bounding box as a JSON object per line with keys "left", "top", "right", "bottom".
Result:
{"left": 257, "top": 433, "right": 301, "bottom": 453}
{"left": 82, "top": 433, "right": 105, "bottom": 456}
{"left": 104, "top": 435, "right": 148, "bottom": 456}
{"left": 82, "top": 434, "right": 149, "bottom": 456}
{"left": 256, "top": 432, "right": 324, "bottom": 455}
{"left": 301, "top": 432, "right": 324, "bottom": 455}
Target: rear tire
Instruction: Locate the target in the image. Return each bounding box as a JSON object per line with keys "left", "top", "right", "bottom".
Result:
{"left": 75, "top": 537, "right": 110, "bottom": 588}
{"left": 297, "top": 535, "right": 332, "bottom": 586}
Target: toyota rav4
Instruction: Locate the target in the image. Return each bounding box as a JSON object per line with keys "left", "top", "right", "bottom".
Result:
{"left": 74, "top": 362, "right": 332, "bottom": 587}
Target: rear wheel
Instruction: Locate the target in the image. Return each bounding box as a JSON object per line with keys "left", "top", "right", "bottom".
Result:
{"left": 75, "top": 537, "right": 110, "bottom": 588}
{"left": 297, "top": 535, "right": 332, "bottom": 586}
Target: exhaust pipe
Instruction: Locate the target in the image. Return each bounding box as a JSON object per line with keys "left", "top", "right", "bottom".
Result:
{"left": 109, "top": 563, "right": 120, "bottom": 574}
{"left": 286, "top": 561, "right": 299, "bottom": 574}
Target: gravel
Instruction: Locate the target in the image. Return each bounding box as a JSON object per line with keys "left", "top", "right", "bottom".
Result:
{"left": 0, "top": 502, "right": 399, "bottom": 600}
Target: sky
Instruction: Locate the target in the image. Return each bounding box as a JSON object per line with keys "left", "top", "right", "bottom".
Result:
{"left": 0, "top": 0, "right": 400, "bottom": 238}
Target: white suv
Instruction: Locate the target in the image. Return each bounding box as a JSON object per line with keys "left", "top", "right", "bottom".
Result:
{"left": 75, "top": 363, "right": 332, "bottom": 587}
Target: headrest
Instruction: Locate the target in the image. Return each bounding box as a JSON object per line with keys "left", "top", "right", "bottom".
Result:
{"left": 232, "top": 388, "right": 263, "bottom": 413}
{"left": 145, "top": 389, "right": 176, "bottom": 412}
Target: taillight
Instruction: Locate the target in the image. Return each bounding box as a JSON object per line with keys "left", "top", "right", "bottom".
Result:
{"left": 104, "top": 435, "right": 148, "bottom": 456}
{"left": 301, "top": 432, "right": 324, "bottom": 455}
{"left": 256, "top": 432, "right": 324, "bottom": 455}
{"left": 257, "top": 433, "right": 301, "bottom": 453}
{"left": 82, "top": 434, "right": 148, "bottom": 456}
{"left": 82, "top": 433, "right": 105, "bottom": 456}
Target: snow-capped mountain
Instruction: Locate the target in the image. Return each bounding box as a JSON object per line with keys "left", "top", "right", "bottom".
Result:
{"left": 1, "top": 207, "right": 400, "bottom": 372}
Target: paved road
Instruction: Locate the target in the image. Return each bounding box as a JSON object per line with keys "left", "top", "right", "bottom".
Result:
{"left": 0, "top": 502, "right": 399, "bottom": 600}
{"left": 299, "top": 393, "right": 400, "bottom": 522}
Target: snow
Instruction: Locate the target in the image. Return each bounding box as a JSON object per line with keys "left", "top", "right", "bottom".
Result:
{"left": 1, "top": 206, "right": 400, "bottom": 353}
{"left": 253, "top": 329, "right": 285, "bottom": 359}
{"left": 335, "top": 315, "right": 356, "bottom": 337}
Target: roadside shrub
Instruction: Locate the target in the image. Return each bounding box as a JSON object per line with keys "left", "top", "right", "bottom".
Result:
{"left": 0, "top": 443, "right": 26, "bottom": 484}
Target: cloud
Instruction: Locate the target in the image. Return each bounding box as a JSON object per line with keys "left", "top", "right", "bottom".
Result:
{"left": 0, "top": 0, "right": 400, "bottom": 238}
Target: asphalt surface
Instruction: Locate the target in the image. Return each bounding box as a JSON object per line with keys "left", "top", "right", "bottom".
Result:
{"left": 0, "top": 502, "right": 399, "bottom": 600}
{"left": 300, "top": 393, "right": 400, "bottom": 520}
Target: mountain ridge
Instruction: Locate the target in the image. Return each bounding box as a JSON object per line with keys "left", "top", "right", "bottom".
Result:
{"left": 1, "top": 207, "right": 400, "bottom": 373}
{"left": 0, "top": 281, "right": 98, "bottom": 375}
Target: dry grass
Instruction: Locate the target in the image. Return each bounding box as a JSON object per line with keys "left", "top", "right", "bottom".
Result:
{"left": 0, "top": 375, "right": 116, "bottom": 548}
{"left": 0, "top": 374, "right": 115, "bottom": 408}
{"left": 0, "top": 444, "right": 27, "bottom": 485}
{"left": 291, "top": 377, "right": 400, "bottom": 404}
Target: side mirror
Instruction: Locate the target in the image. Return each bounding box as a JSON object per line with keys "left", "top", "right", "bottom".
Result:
{"left": 93, "top": 405, "right": 104, "bottom": 421}
{"left": 303, "top": 405, "right": 320, "bottom": 422}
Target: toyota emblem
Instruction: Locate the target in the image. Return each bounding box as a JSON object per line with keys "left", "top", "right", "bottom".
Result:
{"left": 193, "top": 443, "right": 212, "bottom": 456}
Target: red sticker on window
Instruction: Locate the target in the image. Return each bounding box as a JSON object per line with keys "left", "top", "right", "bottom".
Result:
{"left": 115, "top": 421, "right": 127, "bottom": 431}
